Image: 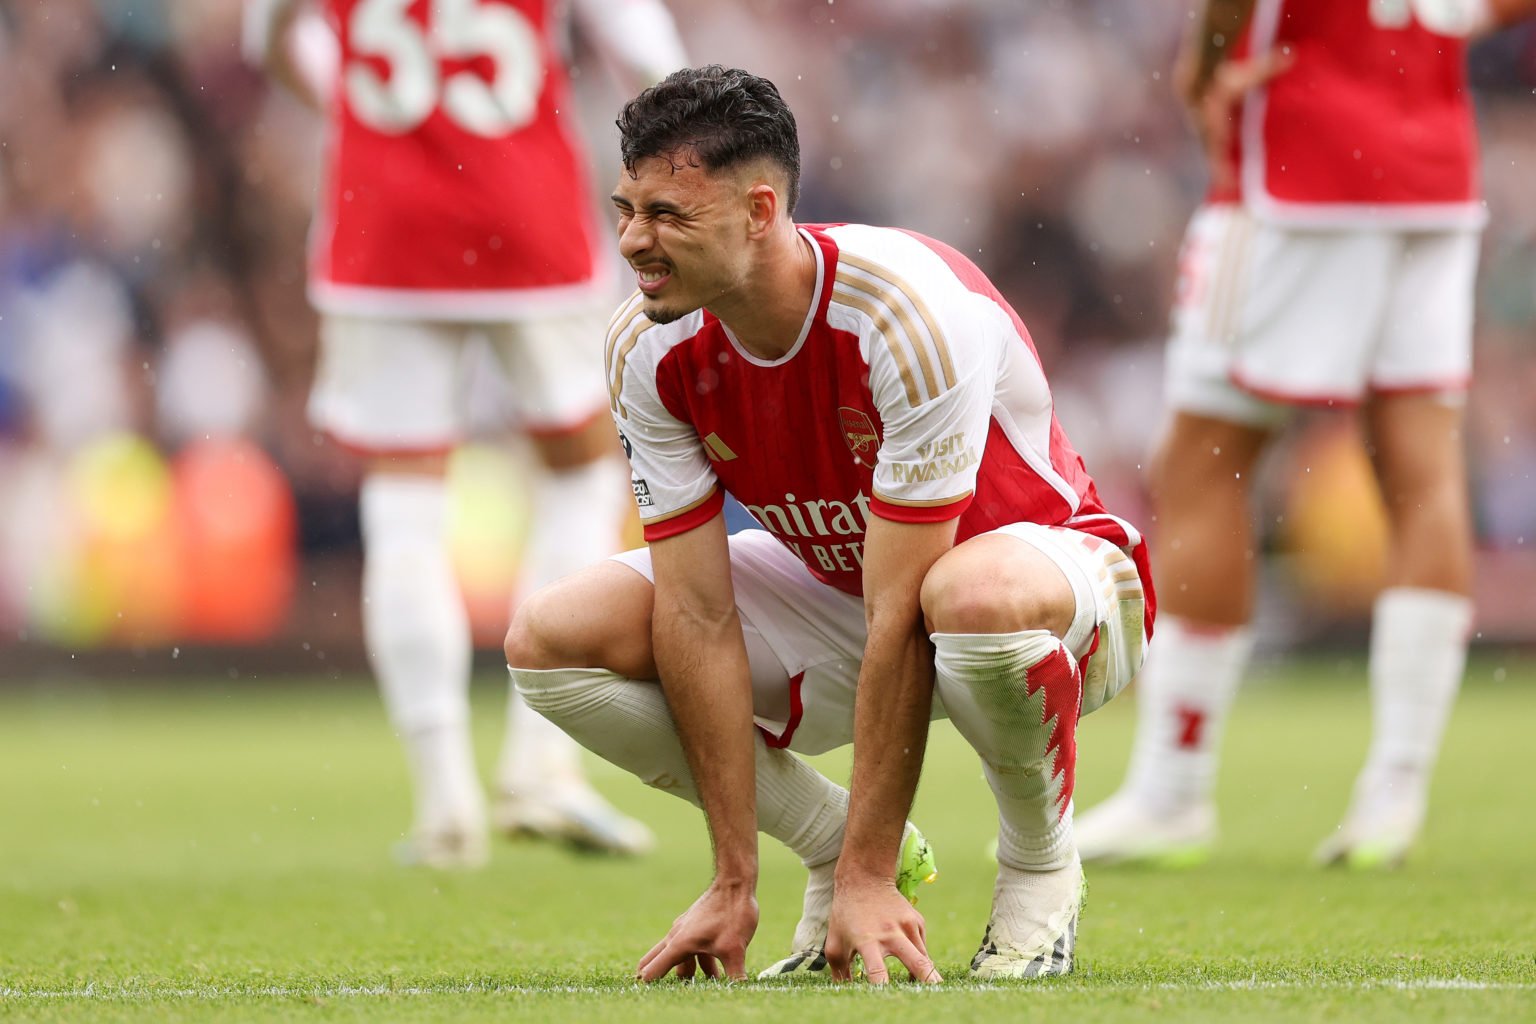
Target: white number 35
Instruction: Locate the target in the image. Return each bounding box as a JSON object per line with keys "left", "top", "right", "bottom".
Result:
{"left": 1368, "top": 0, "right": 1490, "bottom": 35}
{"left": 345, "top": 0, "right": 544, "bottom": 137}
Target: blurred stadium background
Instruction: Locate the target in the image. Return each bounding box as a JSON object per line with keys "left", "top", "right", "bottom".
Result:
{"left": 1, "top": 0, "right": 1533, "bottom": 675}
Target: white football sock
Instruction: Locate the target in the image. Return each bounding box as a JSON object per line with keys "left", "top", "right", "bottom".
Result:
{"left": 360, "top": 474, "right": 481, "bottom": 833}
{"left": 498, "top": 458, "right": 629, "bottom": 796}
{"left": 1121, "top": 615, "right": 1252, "bottom": 811}
{"left": 932, "top": 629, "right": 1083, "bottom": 871}
{"left": 1362, "top": 587, "right": 1472, "bottom": 783}
{"left": 509, "top": 665, "right": 847, "bottom": 864}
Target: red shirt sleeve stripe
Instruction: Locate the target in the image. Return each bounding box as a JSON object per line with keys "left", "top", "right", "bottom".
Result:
{"left": 870, "top": 492, "right": 973, "bottom": 524}
{"left": 641, "top": 489, "right": 726, "bottom": 542}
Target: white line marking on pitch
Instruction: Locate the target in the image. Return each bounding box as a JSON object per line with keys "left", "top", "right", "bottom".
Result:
{"left": 3, "top": 978, "right": 1535, "bottom": 1000}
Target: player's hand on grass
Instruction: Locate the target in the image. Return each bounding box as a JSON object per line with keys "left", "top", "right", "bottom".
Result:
{"left": 825, "top": 877, "right": 942, "bottom": 985}
{"left": 635, "top": 880, "right": 759, "bottom": 983}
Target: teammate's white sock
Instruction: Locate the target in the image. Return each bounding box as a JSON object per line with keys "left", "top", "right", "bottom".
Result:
{"left": 498, "top": 458, "right": 628, "bottom": 796}
{"left": 360, "top": 474, "right": 481, "bottom": 835}
{"left": 1361, "top": 587, "right": 1472, "bottom": 786}
{"left": 1120, "top": 615, "right": 1252, "bottom": 811}
{"left": 509, "top": 666, "right": 847, "bottom": 862}
{"left": 932, "top": 630, "right": 1082, "bottom": 871}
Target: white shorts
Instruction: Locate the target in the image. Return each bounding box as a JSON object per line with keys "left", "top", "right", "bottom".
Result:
{"left": 308, "top": 307, "right": 611, "bottom": 453}
{"left": 1166, "top": 204, "right": 1479, "bottom": 427}
{"left": 611, "top": 523, "right": 1149, "bottom": 756}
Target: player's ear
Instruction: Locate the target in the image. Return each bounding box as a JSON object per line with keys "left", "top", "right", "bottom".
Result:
{"left": 744, "top": 182, "right": 780, "bottom": 239}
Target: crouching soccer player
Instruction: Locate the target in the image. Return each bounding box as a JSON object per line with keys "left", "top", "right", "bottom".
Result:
{"left": 504, "top": 66, "right": 1155, "bottom": 982}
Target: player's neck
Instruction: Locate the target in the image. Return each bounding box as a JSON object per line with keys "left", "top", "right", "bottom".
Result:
{"left": 711, "top": 227, "right": 817, "bottom": 361}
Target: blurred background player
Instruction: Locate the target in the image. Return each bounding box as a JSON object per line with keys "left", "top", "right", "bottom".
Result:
{"left": 247, "top": 0, "right": 687, "bottom": 867}
{"left": 1076, "top": 0, "right": 1536, "bottom": 869}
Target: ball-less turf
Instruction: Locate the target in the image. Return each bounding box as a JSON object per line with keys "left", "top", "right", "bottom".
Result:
{"left": 2, "top": 657, "right": 1533, "bottom": 1023}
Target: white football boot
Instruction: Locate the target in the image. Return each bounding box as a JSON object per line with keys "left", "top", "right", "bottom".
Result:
{"left": 1072, "top": 789, "right": 1216, "bottom": 867}
{"left": 1314, "top": 765, "right": 1427, "bottom": 870}
{"left": 495, "top": 782, "right": 655, "bottom": 856}
{"left": 969, "top": 853, "right": 1085, "bottom": 979}
{"left": 394, "top": 817, "right": 489, "bottom": 870}
{"left": 758, "top": 822, "right": 937, "bottom": 978}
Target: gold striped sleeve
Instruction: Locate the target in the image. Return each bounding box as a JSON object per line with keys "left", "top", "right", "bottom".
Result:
{"left": 835, "top": 270, "right": 941, "bottom": 401}
{"left": 643, "top": 486, "right": 720, "bottom": 525}
{"left": 872, "top": 489, "right": 974, "bottom": 508}
{"left": 604, "top": 292, "right": 647, "bottom": 376}
{"left": 607, "top": 313, "right": 651, "bottom": 419}
{"left": 831, "top": 286, "right": 922, "bottom": 407}
{"left": 839, "top": 251, "right": 957, "bottom": 391}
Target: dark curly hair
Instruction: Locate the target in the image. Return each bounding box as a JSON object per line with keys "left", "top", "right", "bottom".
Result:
{"left": 616, "top": 65, "right": 801, "bottom": 214}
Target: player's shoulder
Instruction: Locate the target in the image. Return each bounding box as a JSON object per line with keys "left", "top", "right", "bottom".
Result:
{"left": 820, "top": 223, "right": 981, "bottom": 312}
{"left": 605, "top": 292, "right": 707, "bottom": 382}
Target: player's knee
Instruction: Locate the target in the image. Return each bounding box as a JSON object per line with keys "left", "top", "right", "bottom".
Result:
{"left": 921, "top": 544, "right": 1071, "bottom": 637}
{"left": 503, "top": 587, "right": 574, "bottom": 670}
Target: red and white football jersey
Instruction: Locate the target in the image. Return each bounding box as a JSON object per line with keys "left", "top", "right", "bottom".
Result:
{"left": 310, "top": 0, "right": 609, "bottom": 319}
{"left": 1225, "top": 0, "right": 1484, "bottom": 227}
{"left": 607, "top": 224, "right": 1156, "bottom": 634}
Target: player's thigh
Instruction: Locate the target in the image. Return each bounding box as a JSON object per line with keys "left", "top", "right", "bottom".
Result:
{"left": 611, "top": 530, "right": 871, "bottom": 756}
{"left": 1166, "top": 205, "right": 1392, "bottom": 423}
{"left": 1372, "top": 229, "right": 1479, "bottom": 394}
{"left": 489, "top": 304, "right": 611, "bottom": 435}
{"left": 310, "top": 314, "right": 471, "bottom": 451}
{"left": 980, "top": 522, "right": 1150, "bottom": 716}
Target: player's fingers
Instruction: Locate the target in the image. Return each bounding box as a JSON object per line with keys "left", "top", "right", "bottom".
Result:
{"left": 889, "top": 936, "right": 942, "bottom": 985}
{"left": 636, "top": 936, "right": 670, "bottom": 976}
{"left": 721, "top": 945, "right": 748, "bottom": 982}
{"left": 858, "top": 944, "right": 891, "bottom": 986}
{"left": 825, "top": 935, "right": 852, "bottom": 981}
{"left": 698, "top": 954, "right": 721, "bottom": 980}
{"left": 676, "top": 955, "right": 696, "bottom": 981}
{"left": 636, "top": 944, "right": 690, "bottom": 984}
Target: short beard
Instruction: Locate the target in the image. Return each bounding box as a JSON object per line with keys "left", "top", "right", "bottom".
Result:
{"left": 643, "top": 306, "right": 685, "bottom": 325}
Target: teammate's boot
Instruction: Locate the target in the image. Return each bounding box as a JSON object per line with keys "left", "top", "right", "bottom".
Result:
{"left": 1073, "top": 789, "right": 1215, "bottom": 866}
{"left": 757, "top": 822, "right": 937, "bottom": 978}
{"left": 969, "top": 853, "right": 1085, "bottom": 979}
{"left": 1314, "top": 765, "right": 1426, "bottom": 870}
{"left": 494, "top": 783, "right": 655, "bottom": 856}
{"left": 393, "top": 819, "right": 490, "bottom": 870}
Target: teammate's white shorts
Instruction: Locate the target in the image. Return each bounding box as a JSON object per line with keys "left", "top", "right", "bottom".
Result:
{"left": 611, "top": 523, "right": 1149, "bottom": 757}
{"left": 1166, "top": 204, "right": 1480, "bottom": 427}
{"left": 309, "top": 306, "right": 611, "bottom": 453}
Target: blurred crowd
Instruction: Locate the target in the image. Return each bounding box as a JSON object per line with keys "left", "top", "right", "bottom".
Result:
{"left": 1, "top": 0, "right": 1533, "bottom": 651}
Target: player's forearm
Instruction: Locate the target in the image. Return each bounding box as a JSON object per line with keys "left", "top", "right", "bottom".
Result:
{"left": 652, "top": 595, "right": 759, "bottom": 884}
{"left": 836, "top": 617, "right": 934, "bottom": 885}
{"left": 1177, "top": 0, "right": 1258, "bottom": 105}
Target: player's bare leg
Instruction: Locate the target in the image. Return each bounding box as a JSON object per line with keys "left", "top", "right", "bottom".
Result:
{"left": 362, "top": 451, "right": 487, "bottom": 870}
{"left": 493, "top": 414, "right": 655, "bottom": 855}
{"left": 921, "top": 533, "right": 1088, "bottom": 978}
{"left": 503, "top": 558, "right": 932, "bottom": 973}
{"left": 1075, "top": 412, "right": 1272, "bottom": 865}
{"left": 1317, "top": 393, "right": 1474, "bottom": 869}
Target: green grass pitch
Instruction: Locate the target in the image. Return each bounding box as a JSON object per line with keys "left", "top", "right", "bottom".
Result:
{"left": 2, "top": 656, "right": 1534, "bottom": 1023}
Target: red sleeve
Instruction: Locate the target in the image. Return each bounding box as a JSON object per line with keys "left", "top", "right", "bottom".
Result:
{"left": 870, "top": 491, "right": 973, "bottom": 524}
{"left": 641, "top": 488, "right": 726, "bottom": 542}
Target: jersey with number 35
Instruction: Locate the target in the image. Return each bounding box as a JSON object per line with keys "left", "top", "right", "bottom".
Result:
{"left": 1225, "top": 0, "right": 1483, "bottom": 227}
{"left": 312, "top": 0, "right": 607, "bottom": 319}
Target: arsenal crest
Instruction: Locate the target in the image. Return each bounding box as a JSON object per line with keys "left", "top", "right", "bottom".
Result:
{"left": 838, "top": 407, "right": 879, "bottom": 465}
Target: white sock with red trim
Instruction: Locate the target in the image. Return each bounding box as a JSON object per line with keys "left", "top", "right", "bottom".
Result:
{"left": 360, "top": 474, "right": 482, "bottom": 837}
{"left": 499, "top": 457, "right": 630, "bottom": 797}
{"left": 932, "top": 629, "right": 1083, "bottom": 871}
{"left": 508, "top": 666, "right": 848, "bottom": 862}
{"left": 1360, "top": 587, "right": 1472, "bottom": 787}
{"left": 1120, "top": 615, "right": 1252, "bottom": 812}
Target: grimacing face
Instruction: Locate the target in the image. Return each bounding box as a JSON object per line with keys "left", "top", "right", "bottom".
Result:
{"left": 610, "top": 154, "right": 754, "bottom": 324}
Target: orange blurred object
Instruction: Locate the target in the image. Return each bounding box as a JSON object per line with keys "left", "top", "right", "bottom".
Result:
{"left": 173, "top": 438, "right": 298, "bottom": 643}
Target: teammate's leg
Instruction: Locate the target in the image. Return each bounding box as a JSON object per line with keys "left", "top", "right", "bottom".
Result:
{"left": 492, "top": 415, "right": 654, "bottom": 853}
{"left": 310, "top": 315, "right": 485, "bottom": 869}
{"left": 1075, "top": 413, "right": 1270, "bottom": 864}
{"left": 1317, "top": 392, "right": 1474, "bottom": 867}
{"left": 488, "top": 309, "right": 651, "bottom": 853}
{"left": 921, "top": 529, "right": 1121, "bottom": 979}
